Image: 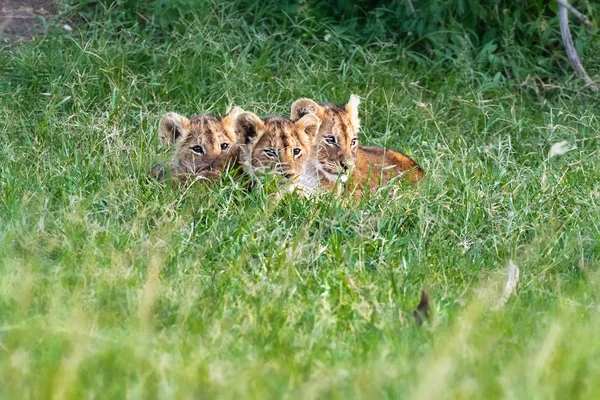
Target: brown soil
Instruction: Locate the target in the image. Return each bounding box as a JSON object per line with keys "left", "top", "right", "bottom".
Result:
{"left": 0, "top": 0, "right": 55, "bottom": 42}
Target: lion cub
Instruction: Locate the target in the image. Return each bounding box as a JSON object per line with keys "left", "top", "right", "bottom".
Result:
{"left": 290, "top": 95, "right": 423, "bottom": 195}
{"left": 153, "top": 107, "right": 243, "bottom": 183}
{"left": 234, "top": 112, "right": 320, "bottom": 192}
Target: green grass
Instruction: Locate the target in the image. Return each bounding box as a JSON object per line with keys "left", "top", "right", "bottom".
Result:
{"left": 1, "top": 2, "right": 600, "bottom": 399}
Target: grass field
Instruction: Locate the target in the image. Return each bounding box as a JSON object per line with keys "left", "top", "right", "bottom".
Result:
{"left": 1, "top": 2, "right": 600, "bottom": 399}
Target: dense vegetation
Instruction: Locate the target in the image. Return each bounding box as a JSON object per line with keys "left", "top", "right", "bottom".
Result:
{"left": 1, "top": 0, "right": 599, "bottom": 398}
{"left": 74, "top": 0, "right": 600, "bottom": 80}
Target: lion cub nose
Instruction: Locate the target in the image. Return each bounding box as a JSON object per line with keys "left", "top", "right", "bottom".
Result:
{"left": 340, "top": 161, "right": 349, "bottom": 171}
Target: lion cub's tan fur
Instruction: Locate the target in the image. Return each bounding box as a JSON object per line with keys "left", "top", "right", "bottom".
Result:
{"left": 154, "top": 107, "right": 243, "bottom": 183}
{"left": 234, "top": 112, "right": 320, "bottom": 191}
{"left": 291, "top": 95, "right": 423, "bottom": 196}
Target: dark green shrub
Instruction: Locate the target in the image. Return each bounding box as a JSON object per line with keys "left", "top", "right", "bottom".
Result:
{"left": 67, "top": 0, "right": 599, "bottom": 80}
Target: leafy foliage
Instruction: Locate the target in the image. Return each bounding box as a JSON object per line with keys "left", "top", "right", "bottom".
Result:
{"left": 66, "top": 0, "right": 599, "bottom": 81}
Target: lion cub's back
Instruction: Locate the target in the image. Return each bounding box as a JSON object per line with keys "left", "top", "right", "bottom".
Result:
{"left": 354, "top": 145, "right": 424, "bottom": 189}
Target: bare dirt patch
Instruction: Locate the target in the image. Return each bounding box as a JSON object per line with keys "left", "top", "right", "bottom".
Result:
{"left": 0, "top": 0, "right": 55, "bottom": 42}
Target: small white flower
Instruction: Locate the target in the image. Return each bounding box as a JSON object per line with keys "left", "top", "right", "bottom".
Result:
{"left": 541, "top": 163, "right": 547, "bottom": 191}
{"left": 493, "top": 260, "right": 519, "bottom": 310}
{"left": 458, "top": 239, "right": 472, "bottom": 250}
{"left": 63, "top": 24, "right": 73, "bottom": 32}
{"left": 548, "top": 140, "right": 575, "bottom": 159}
{"left": 324, "top": 33, "right": 331, "bottom": 42}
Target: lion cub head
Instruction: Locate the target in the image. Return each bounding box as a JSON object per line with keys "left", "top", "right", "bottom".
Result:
{"left": 234, "top": 112, "right": 320, "bottom": 188}
{"left": 290, "top": 94, "right": 360, "bottom": 182}
{"left": 157, "top": 107, "right": 243, "bottom": 182}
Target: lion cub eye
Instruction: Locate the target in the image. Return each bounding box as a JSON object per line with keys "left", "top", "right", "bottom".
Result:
{"left": 351, "top": 138, "right": 358, "bottom": 147}
{"left": 293, "top": 148, "right": 301, "bottom": 157}
{"left": 263, "top": 148, "right": 278, "bottom": 159}
{"left": 220, "top": 143, "right": 230, "bottom": 151}
{"left": 191, "top": 145, "right": 204, "bottom": 155}
{"left": 325, "top": 136, "right": 336, "bottom": 145}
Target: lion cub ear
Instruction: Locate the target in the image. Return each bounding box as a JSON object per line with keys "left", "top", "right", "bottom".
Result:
{"left": 159, "top": 112, "right": 191, "bottom": 146}
{"left": 221, "top": 106, "right": 244, "bottom": 131}
{"left": 295, "top": 113, "right": 321, "bottom": 143}
{"left": 345, "top": 94, "right": 360, "bottom": 131}
{"left": 290, "top": 98, "right": 325, "bottom": 120}
{"left": 234, "top": 112, "right": 265, "bottom": 146}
